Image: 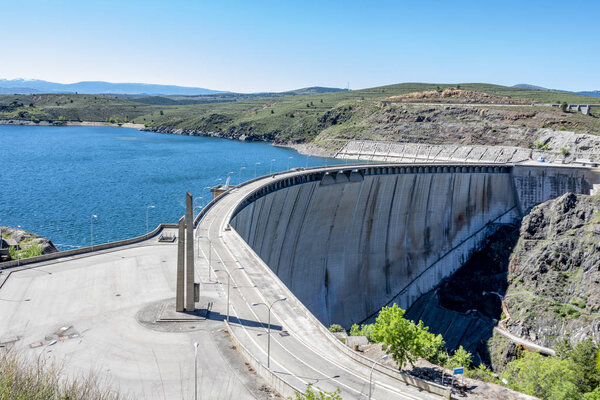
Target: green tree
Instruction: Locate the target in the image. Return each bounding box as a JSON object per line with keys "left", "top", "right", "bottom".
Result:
{"left": 447, "top": 346, "right": 472, "bottom": 370}
{"left": 293, "top": 384, "right": 342, "bottom": 400}
{"left": 561, "top": 101, "right": 568, "bottom": 112}
{"left": 328, "top": 324, "right": 344, "bottom": 333}
{"left": 502, "top": 352, "right": 578, "bottom": 400}
{"left": 570, "top": 339, "right": 600, "bottom": 393}
{"left": 371, "top": 304, "right": 435, "bottom": 369}
{"left": 585, "top": 387, "right": 600, "bottom": 400}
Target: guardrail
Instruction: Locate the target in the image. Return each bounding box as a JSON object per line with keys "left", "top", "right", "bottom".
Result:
{"left": 0, "top": 222, "right": 177, "bottom": 270}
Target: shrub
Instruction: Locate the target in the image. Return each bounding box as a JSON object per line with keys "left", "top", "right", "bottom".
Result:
{"left": 328, "top": 324, "right": 344, "bottom": 333}
{"left": 502, "top": 352, "right": 577, "bottom": 400}
{"left": 293, "top": 383, "right": 342, "bottom": 400}
{"left": 561, "top": 101, "right": 568, "bottom": 112}
{"left": 0, "top": 349, "right": 127, "bottom": 400}
{"left": 447, "top": 346, "right": 472, "bottom": 370}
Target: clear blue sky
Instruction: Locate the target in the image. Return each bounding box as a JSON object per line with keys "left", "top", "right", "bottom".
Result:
{"left": 2, "top": 0, "right": 598, "bottom": 92}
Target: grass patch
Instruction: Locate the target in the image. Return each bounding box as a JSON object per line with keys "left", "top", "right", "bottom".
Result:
{"left": 0, "top": 349, "right": 130, "bottom": 400}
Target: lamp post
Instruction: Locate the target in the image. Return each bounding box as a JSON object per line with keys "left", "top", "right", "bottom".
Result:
{"left": 146, "top": 205, "right": 155, "bottom": 234}
{"left": 226, "top": 171, "right": 234, "bottom": 186}
{"left": 269, "top": 159, "right": 276, "bottom": 175}
{"left": 251, "top": 297, "right": 287, "bottom": 368}
{"left": 193, "top": 342, "right": 200, "bottom": 400}
{"left": 287, "top": 156, "right": 293, "bottom": 170}
{"left": 254, "top": 162, "right": 261, "bottom": 178}
{"left": 90, "top": 215, "right": 98, "bottom": 250}
{"left": 207, "top": 239, "right": 214, "bottom": 282}
{"left": 238, "top": 166, "right": 246, "bottom": 185}
{"left": 215, "top": 266, "right": 244, "bottom": 323}
{"left": 368, "top": 354, "right": 388, "bottom": 400}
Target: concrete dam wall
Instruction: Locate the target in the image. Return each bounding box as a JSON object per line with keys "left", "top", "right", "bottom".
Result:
{"left": 230, "top": 164, "right": 598, "bottom": 328}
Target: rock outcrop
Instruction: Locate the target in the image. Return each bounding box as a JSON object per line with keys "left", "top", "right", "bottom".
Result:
{"left": 407, "top": 192, "right": 600, "bottom": 368}
{"left": 505, "top": 192, "right": 600, "bottom": 347}
{"left": 0, "top": 226, "right": 58, "bottom": 261}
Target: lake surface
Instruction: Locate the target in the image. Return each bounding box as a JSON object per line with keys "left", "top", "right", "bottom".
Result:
{"left": 0, "top": 125, "right": 345, "bottom": 250}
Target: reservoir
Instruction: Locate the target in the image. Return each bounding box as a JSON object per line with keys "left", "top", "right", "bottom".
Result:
{"left": 0, "top": 125, "right": 343, "bottom": 250}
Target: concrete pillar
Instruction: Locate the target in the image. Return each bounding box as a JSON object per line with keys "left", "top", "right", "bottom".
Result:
{"left": 185, "top": 192, "right": 195, "bottom": 312}
{"left": 176, "top": 216, "right": 185, "bottom": 312}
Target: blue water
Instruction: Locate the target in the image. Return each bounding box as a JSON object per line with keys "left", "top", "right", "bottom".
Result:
{"left": 0, "top": 125, "right": 345, "bottom": 250}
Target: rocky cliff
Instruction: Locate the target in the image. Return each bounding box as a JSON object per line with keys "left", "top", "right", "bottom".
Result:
{"left": 504, "top": 192, "right": 600, "bottom": 347}
{"left": 406, "top": 192, "right": 600, "bottom": 368}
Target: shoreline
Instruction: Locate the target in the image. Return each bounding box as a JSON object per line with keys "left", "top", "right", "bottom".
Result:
{"left": 0, "top": 119, "right": 145, "bottom": 130}
{"left": 0, "top": 118, "right": 339, "bottom": 158}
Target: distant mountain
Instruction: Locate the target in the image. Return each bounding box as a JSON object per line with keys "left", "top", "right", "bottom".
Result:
{"left": 0, "top": 79, "right": 225, "bottom": 95}
{"left": 279, "top": 87, "right": 347, "bottom": 95}
{"left": 513, "top": 83, "right": 552, "bottom": 91}
{"left": 513, "top": 84, "right": 600, "bottom": 98}
{"left": 576, "top": 90, "right": 600, "bottom": 97}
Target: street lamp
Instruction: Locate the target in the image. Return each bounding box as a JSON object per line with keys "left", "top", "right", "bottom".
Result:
{"left": 251, "top": 297, "right": 287, "bottom": 368}
{"left": 254, "top": 162, "right": 261, "bottom": 178}
{"left": 214, "top": 266, "right": 244, "bottom": 323}
{"left": 368, "top": 354, "right": 389, "bottom": 400}
{"left": 146, "top": 205, "right": 155, "bottom": 234}
{"left": 238, "top": 166, "right": 246, "bottom": 185}
{"left": 90, "top": 215, "right": 98, "bottom": 250}
{"left": 287, "top": 156, "right": 293, "bottom": 170}
{"left": 206, "top": 238, "right": 214, "bottom": 282}
{"left": 269, "top": 159, "right": 276, "bottom": 175}
{"left": 193, "top": 342, "right": 200, "bottom": 400}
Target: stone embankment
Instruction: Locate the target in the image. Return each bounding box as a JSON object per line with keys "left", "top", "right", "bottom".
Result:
{"left": 336, "top": 131, "right": 600, "bottom": 165}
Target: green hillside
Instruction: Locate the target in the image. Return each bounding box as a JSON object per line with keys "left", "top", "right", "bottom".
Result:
{"left": 1, "top": 83, "right": 599, "bottom": 150}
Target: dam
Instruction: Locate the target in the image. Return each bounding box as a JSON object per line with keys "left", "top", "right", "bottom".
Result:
{"left": 2, "top": 161, "right": 599, "bottom": 399}
{"left": 230, "top": 163, "right": 599, "bottom": 328}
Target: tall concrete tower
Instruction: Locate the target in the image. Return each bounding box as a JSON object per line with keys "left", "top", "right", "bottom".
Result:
{"left": 185, "top": 191, "right": 195, "bottom": 311}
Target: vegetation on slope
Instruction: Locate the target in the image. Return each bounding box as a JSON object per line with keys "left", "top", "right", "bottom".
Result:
{"left": 1, "top": 83, "right": 599, "bottom": 155}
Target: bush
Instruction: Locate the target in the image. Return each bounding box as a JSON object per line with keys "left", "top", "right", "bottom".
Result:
{"left": 348, "top": 323, "right": 377, "bottom": 343}
{"left": 502, "top": 352, "right": 578, "bottom": 400}
{"left": 293, "top": 383, "right": 342, "bottom": 400}
{"left": 561, "top": 101, "right": 568, "bottom": 112}
{"left": 328, "top": 324, "right": 344, "bottom": 333}
{"left": 465, "top": 364, "right": 498, "bottom": 383}
{"left": 446, "top": 346, "right": 472, "bottom": 370}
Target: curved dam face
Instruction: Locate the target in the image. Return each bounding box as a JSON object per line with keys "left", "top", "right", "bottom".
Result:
{"left": 231, "top": 165, "right": 522, "bottom": 327}
{"left": 230, "top": 164, "right": 596, "bottom": 328}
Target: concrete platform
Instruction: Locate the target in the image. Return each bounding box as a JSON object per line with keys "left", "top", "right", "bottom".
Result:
{"left": 0, "top": 242, "right": 273, "bottom": 400}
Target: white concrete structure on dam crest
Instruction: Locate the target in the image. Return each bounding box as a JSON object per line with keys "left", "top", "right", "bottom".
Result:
{"left": 1, "top": 162, "right": 598, "bottom": 399}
